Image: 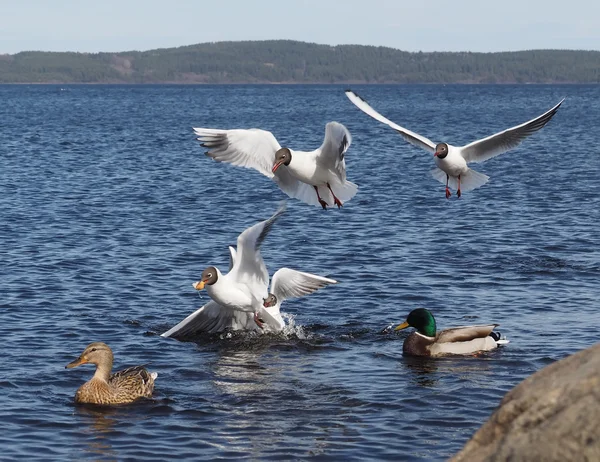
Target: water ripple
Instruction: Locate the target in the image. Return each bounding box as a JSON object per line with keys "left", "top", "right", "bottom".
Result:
{"left": 1, "top": 84, "right": 599, "bottom": 460}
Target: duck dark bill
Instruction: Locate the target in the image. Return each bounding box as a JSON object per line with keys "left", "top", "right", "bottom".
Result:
{"left": 394, "top": 321, "right": 410, "bottom": 331}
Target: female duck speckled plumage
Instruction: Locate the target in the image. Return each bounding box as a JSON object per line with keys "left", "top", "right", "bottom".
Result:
{"left": 394, "top": 308, "right": 508, "bottom": 357}
{"left": 65, "top": 342, "right": 157, "bottom": 405}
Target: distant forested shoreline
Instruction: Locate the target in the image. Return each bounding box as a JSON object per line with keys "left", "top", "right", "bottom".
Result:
{"left": 1, "top": 40, "right": 599, "bottom": 84}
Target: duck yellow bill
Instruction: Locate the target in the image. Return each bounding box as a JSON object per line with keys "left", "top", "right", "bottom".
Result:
{"left": 192, "top": 280, "right": 205, "bottom": 290}
{"left": 394, "top": 321, "right": 410, "bottom": 331}
{"left": 65, "top": 356, "right": 87, "bottom": 369}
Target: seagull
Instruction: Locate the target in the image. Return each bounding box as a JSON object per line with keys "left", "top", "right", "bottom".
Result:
{"left": 345, "top": 90, "right": 564, "bottom": 198}
{"left": 259, "top": 267, "right": 338, "bottom": 332}
{"left": 161, "top": 203, "right": 285, "bottom": 340}
{"left": 193, "top": 122, "right": 357, "bottom": 209}
{"left": 161, "top": 299, "right": 277, "bottom": 338}
{"left": 161, "top": 236, "right": 338, "bottom": 339}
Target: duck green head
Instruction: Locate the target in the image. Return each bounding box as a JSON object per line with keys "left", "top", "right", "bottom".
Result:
{"left": 394, "top": 308, "right": 437, "bottom": 337}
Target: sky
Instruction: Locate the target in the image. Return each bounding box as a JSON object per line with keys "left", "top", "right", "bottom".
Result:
{"left": 1, "top": 0, "right": 599, "bottom": 55}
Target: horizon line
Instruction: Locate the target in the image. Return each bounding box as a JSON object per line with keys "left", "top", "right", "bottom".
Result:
{"left": 2, "top": 39, "right": 600, "bottom": 56}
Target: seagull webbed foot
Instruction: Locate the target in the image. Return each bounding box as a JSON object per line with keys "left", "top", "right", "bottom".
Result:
{"left": 314, "top": 185, "right": 329, "bottom": 209}
{"left": 253, "top": 312, "right": 265, "bottom": 329}
{"left": 326, "top": 183, "right": 343, "bottom": 209}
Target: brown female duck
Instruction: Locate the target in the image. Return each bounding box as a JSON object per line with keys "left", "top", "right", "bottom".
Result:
{"left": 65, "top": 342, "right": 157, "bottom": 405}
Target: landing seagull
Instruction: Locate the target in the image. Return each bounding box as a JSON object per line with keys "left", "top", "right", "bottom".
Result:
{"left": 345, "top": 90, "right": 564, "bottom": 198}
{"left": 193, "top": 122, "right": 357, "bottom": 209}
{"left": 161, "top": 222, "right": 338, "bottom": 338}
{"left": 161, "top": 203, "right": 285, "bottom": 339}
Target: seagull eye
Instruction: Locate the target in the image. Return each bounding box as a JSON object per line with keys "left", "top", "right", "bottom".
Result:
{"left": 90, "top": 348, "right": 97, "bottom": 352}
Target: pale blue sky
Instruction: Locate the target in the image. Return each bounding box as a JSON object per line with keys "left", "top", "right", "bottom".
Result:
{"left": 1, "top": 0, "right": 598, "bottom": 54}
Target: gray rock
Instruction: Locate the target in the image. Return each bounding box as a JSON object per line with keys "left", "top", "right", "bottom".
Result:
{"left": 451, "top": 342, "right": 600, "bottom": 462}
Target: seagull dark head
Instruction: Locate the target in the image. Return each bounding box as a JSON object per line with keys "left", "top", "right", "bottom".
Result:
{"left": 192, "top": 266, "right": 218, "bottom": 290}
{"left": 272, "top": 148, "right": 292, "bottom": 173}
{"left": 263, "top": 293, "right": 278, "bottom": 308}
{"left": 434, "top": 143, "right": 449, "bottom": 159}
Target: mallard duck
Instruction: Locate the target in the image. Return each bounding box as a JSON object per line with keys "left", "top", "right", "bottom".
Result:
{"left": 394, "top": 308, "right": 508, "bottom": 357}
{"left": 65, "top": 342, "right": 157, "bottom": 405}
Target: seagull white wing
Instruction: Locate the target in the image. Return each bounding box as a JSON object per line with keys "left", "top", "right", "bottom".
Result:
{"left": 256, "top": 306, "right": 285, "bottom": 333}
{"left": 345, "top": 90, "right": 436, "bottom": 153}
{"left": 161, "top": 301, "right": 267, "bottom": 338}
{"left": 270, "top": 268, "right": 338, "bottom": 302}
{"left": 272, "top": 168, "right": 324, "bottom": 206}
{"left": 195, "top": 127, "right": 323, "bottom": 206}
{"left": 316, "top": 122, "right": 352, "bottom": 182}
{"left": 193, "top": 127, "right": 280, "bottom": 177}
{"left": 459, "top": 99, "right": 564, "bottom": 163}
{"left": 228, "top": 203, "right": 286, "bottom": 288}
{"left": 228, "top": 246, "right": 237, "bottom": 272}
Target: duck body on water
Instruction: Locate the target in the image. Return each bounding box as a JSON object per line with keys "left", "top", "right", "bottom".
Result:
{"left": 395, "top": 308, "right": 508, "bottom": 357}
{"left": 65, "top": 342, "right": 157, "bottom": 405}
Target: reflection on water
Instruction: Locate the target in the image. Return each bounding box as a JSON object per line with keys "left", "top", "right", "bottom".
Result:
{"left": 208, "top": 341, "right": 365, "bottom": 459}
{"left": 404, "top": 353, "right": 498, "bottom": 388}
{"left": 76, "top": 406, "right": 118, "bottom": 460}
{"left": 211, "top": 348, "right": 271, "bottom": 397}
{"left": 209, "top": 347, "right": 282, "bottom": 456}
{"left": 404, "top": 356, "right": 440, "bottom": 388}
{"left": 2, "top": 84, "right": 599, "bottom": 460}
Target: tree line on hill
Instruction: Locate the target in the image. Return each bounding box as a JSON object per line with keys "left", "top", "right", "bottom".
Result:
{"left": 1, "top": 40, "right": 599, "bottom": 84}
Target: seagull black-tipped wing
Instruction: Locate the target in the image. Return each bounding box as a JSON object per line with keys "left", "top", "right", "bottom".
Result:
{"left": 345, "top": 90, "right": 436, "bottom": 153}
{"left": 161, "top": 301, "right": 259, "bottom": 338}
{"left": 193, "top": 127, "right": 281, "bottom": 177}
{"left": 228, "top": 202, "right": 286, "bottom": 288}
{"left": 317, "top": 122, "right": 353, "bottom": 182}
{"left": 460, "top": 99, "right": 564, "bottom": 163}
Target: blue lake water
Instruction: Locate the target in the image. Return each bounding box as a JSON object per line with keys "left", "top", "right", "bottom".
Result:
{"left": 1, "top": 84, "right": 599, "bottom": 461}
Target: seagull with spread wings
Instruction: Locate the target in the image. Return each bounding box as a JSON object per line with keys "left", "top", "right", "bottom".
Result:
{"left": 193, "top": 122, "right": 357, "bottom": 209}
{"left": 259, "top": 267, "right": 337, "bottom": 333}
{"left": 161, "top": 203, "right": 285, "bottom": 339}
{"left": 345, "top": 90, "right": 563, "bottom": 198}
{"left": 161, "top": 204, "right": 337, "bottom": 339}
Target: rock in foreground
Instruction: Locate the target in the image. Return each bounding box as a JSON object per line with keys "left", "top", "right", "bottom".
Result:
{"left": 451, "top": 342, "right": 600, "bottom": 462}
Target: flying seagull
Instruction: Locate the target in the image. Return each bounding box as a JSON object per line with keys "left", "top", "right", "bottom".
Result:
{"left": 345, "top": 90, "right": 563, "bottom": 198}
{"left": 193, "top": 122, "right": 357, "bottom": 208}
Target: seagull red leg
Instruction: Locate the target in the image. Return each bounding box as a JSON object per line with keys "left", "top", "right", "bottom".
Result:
{"left": 254, "top": 312, "right": 265, "bottom": 329}
{"left": 313, "top": 185, "right": 329, "bottom": 209}
{"left": 445, "top": 174, "right": 451, "bottom": 199}
{"left": 457, "top": 175, "right": 462, "bottom": 198}
{"left": 326, "top": 183, "right": 343, "bottom": 208}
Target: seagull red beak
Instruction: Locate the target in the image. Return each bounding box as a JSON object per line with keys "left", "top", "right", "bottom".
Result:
{"left": 433, "top": 152, "right": 439, "bottom": 157}
{"left": 272, "top": 161, "right": 283, "bottom": 173}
